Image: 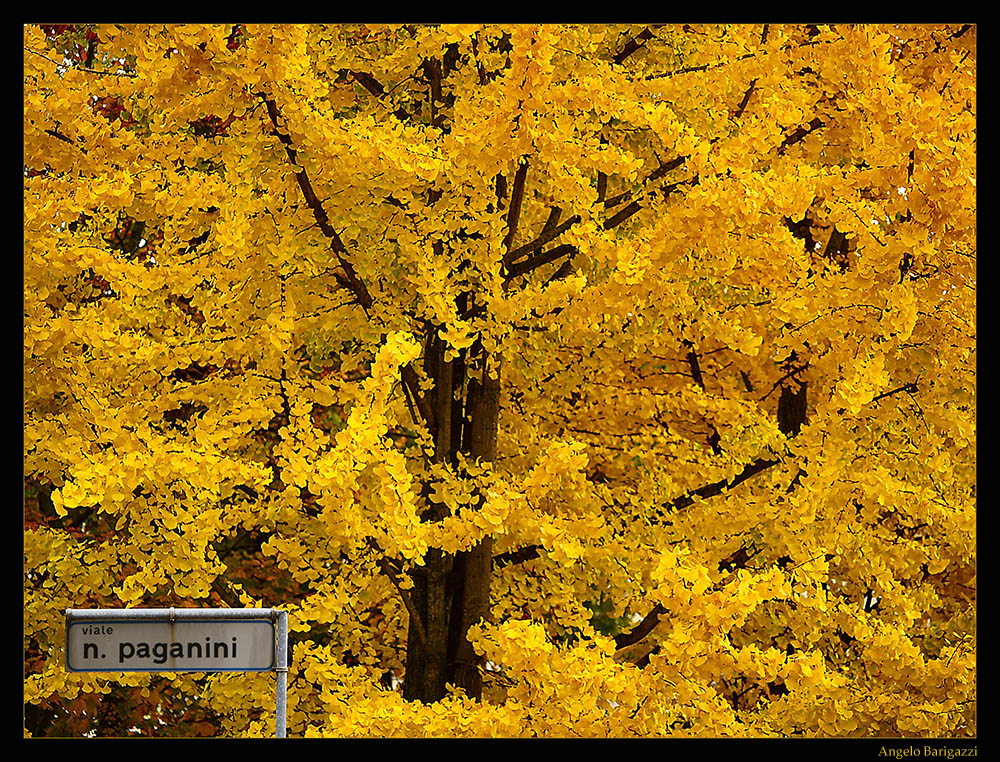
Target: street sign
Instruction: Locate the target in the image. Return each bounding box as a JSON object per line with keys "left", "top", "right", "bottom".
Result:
{"left": 64, "top": 608, "right": 289, "bottom": 737}
{"left": 66, "top": 616, "right": 275, "bottom": 672}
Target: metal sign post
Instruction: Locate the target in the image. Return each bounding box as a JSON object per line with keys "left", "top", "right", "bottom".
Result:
{"left": 65, "top": 607, "right": 289, "bottom": 738}
{"left": 274, "top": 609, "right": 288, "bottom": 738}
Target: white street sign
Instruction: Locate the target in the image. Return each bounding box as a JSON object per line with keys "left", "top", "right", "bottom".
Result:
{"left": 66, "top": 616, "right": 275, "bottom": 672}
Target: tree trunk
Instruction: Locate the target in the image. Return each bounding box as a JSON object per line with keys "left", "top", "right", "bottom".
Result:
{"left": 403, "top": 336, "right": 500, "bottom": 702}
{"left": 447, "top": 358, "right": 499, "bottom": 698}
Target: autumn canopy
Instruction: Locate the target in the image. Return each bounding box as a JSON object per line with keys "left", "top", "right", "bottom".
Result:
{"left": 24, "top": 23, "right": 975, "bottom": 737}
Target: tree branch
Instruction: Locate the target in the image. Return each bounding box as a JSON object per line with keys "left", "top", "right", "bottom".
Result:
{"left": 613, "top": 26, "right": 660, "bottom": 65}
{"left": 544, "top": 257, "right": 576, "bottom": 287}
{"left": 646, "top": 36, "right": 823, "bottom": 83}
{"left": 502, "top": 158, "right": 530, "bottom": 263}
{"left": 505, "top": 214, "right": 582, "bottom": 263}
{"left": 602, "top": 165, "right": 693, "bottom": 231}
{"left": 259, "top": 93, "right": 373, "bottom": 316}
{"left": 376, "top": 554, "right": 428, "bottom": 649}
{"left": 733, "top": 78, "right": 758, "bottom": 119}
{"left": 24, "top": 46, "right": 137, "bottom": 78}
{"left": 401, "top": 365, "right": 435, "bottom": 430}
{"left": 211, "top": 578, "right": 241, "bottom": 608}
{"left": 351, "top": 70, "right": 385, "bottom": 96}
{"left": 260, "top": 91, "right": 438, "bottom": 431}
{"left": 43, "top": 127, "right": 88, "bottom": 155}
{"left": 492, "top": 545, "right": 540, "bottom": 569}
{"left": 872, "top": 381, "right": 919, "bottom": 403}
{"left": 604, "top": 200, "right": 642, "bottom": 230}
{"left": 541, "top": 205, "right": 562, "bottom": 236}
{"left": 602, "top": 156, "right": 686, "bottom": 212}
{"left": 777, "top": 117, "right": 825, "bottom": 155}
{"left": 666, "top": 457, "right": 779, "bottom": 513}
{"left": 614, "top": 603, "right": 666, "bottom": 650}
{"left": 684, "top": 341, "right": 705, "bottom": 390}
{"left": 505, "top": 243, "right": 577, "bottom": 282}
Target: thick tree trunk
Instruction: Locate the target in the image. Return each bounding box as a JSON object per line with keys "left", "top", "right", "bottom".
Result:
{"left": 403, "top": 335, "right": 456, "bottom": 702}
{"left": 447, "top": 360, "right": 499, "bottom": 698}
{"left": 403, "top": 337, "right": 500, "bottom": 702}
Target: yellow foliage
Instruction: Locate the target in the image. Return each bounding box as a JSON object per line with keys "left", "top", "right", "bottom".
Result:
{"left": 25, "top": 22, "right": 974, "bottom": 738}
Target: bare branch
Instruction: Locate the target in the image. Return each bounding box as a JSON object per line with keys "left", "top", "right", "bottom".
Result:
{"left": 259, "top": 93, "right": 374, "bottom": 316}
{"left": 505, "top": 243, "right": 577, "bottom": 282}
{"left": 502, "top": 158, "right": 530, "bottom": 263}
{"left": 377, "top": 556, "right": 428, "bottom": 649}
{"left": 492, "top": 545, "right": 541, "bottom": 569}
{"left": 872, "top": 381, "right": 919, "bottom": 404}
{"left": 541, "top": 206, "right": 562, "bottom": 236}
{"left": 24, "top": 46, "right": 137, "bottom": 78}
{"left": 604, "top": 200, "right": 642, "bottom": 230}
{"left": 505, "top": 214, "right": 582, "bottom": 263}
{"left": 666, "top": 458, "right": 779, "bottom": 513}
{"left": 733, "top": 78, "right": 758, "bottom": 119}
{"left": 685, "top": 341, "right": 705, "bottom": 390}
{"left": 614, "top": 604, "right": 666, "bottom": 650}
{"left": 777, "top": 117, "right": 825, "bottom": 155}
{"left": 613, "top": 26, "right": 660, "bottom": 65}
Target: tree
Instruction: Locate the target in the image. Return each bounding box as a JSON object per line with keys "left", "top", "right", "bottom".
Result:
{"left": 24, "top": 23, "right": 975, "bottom": 737}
